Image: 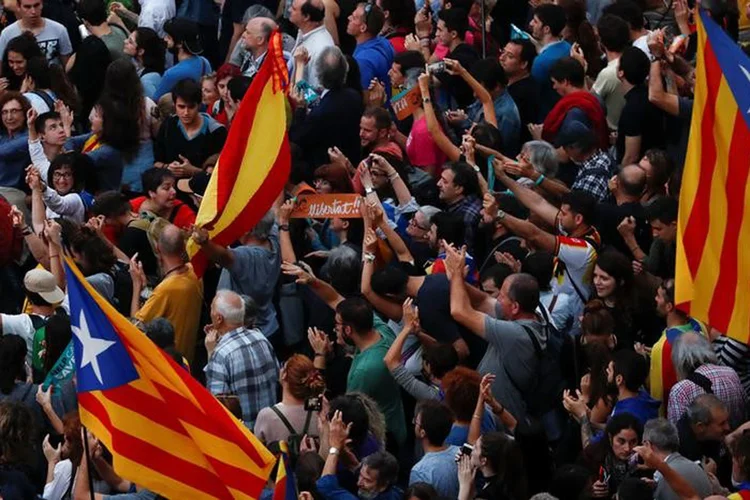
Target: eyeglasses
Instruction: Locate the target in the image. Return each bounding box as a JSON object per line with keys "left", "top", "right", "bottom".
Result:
{"left": 1, "top": 108, "right": 23, "bottom": 116}
{"left": 363, "top": 2, "right": 373, "bottom": 24}
{"left": 408, "top": 217, "right": 430, "bottom": 231}
{"left": 53, "top": 171, "right": 73, "bottom": 179}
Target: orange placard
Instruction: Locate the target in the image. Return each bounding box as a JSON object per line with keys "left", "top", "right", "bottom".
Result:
{"left": 391, "top": 86, "right": 422, "bottom": 121}
{"left": 290, "top": 194, "right": 363, "bottom": 218}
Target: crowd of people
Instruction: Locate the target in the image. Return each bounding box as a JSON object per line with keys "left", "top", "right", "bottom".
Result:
{"left": 0, "top": 0, "right": 749, "bottom": 498}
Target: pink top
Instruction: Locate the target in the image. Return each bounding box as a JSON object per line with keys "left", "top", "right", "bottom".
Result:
{"left": 433, "top": 32, "right": 475, "bottom": 60}
{"left": 406, "top": 116, "right": 446, "bottom": 171}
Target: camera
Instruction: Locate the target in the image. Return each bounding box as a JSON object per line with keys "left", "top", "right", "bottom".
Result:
{"left": 305, "top": 396, "right": 322, "bottom": 412}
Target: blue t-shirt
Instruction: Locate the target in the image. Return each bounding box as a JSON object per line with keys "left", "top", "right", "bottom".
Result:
{"left": 410, "top": 445, "right": 461, "bottom": 499}
{"left": 531, "top": 40, "right": 572, "bottom": 120}
{"left": 354, "top": 36, "right": 395, "bottom": 96}
{"left": 153, "top": 56, "right": 212, "bottom": 100}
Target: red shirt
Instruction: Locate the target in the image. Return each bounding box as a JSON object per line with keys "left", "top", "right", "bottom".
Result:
{"left": 130, "top": 196, "right": 196, "bottom": 231}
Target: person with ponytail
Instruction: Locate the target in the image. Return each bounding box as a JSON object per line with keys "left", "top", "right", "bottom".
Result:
{"left": 254, "top": 354, "right": 325, "bottom": 445}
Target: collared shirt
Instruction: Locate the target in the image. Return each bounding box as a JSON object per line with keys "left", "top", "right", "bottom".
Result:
{"left": 241, "top": 50, "right": 267, "bottom": 78}
{"left": 571, "top": 149, "right": 614, "bottom": 202}
{"left": 205, "top": 327, "right": 279, "bottom": 427}
{"left": 289, "top": 25, "right": 335, "bottom": 90}
{"left": 667, "top": 363, "right": 746, "bottom": 428}
{"left": 445, "top": 195, "right": 482, "bottom": 252}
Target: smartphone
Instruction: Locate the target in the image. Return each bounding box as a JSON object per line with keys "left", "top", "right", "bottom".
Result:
{"left": 461, "top": 443, "right": 474, "bottom": 456}
{"left": 305, "top": 396, "right": 323, "bottom": 412}
{"left": 427, "top": 61, "right": 446, "bottom": 73}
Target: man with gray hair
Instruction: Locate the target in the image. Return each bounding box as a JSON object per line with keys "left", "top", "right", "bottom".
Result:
{"left": 192, "top": 210, "right": 281, "bottom": 340}
{"left": 668, "top": 332, "right": 746, "bottom": 428}
{"left": 290, "top": 45, "right": 364, "bottom": 167}
{"left": 204, "top": 290, "right": 279, "bottom": 427}
{"left": 238, "top": 16, "right": 277, "bottom": 78}
{"left": 677, "top": 394, "right": 731, "bottom": 475}
{"left": 642, "top": 418, "right": 712, "bottom": 500}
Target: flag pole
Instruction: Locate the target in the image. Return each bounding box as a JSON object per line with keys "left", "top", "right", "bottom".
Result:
{"left": 82, "top": 426, "right": 96, "bottom": 500}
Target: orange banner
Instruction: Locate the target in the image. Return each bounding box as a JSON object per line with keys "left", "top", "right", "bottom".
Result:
{"left": 290, "top": 194, "right": 363, "bottom": 219}
{"left": 391, "top": 86, "right": 422, "bottom": 121}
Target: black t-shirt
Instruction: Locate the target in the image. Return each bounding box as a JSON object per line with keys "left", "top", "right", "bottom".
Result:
{"left": 507, "top": 76, "right": 540, "bottom": 144}
{"left": 595, "top": 200, "right": 652, "bottom": 258}
{"left": 436, "top": 43, "right": 480, "bottom": 109}
{"left": 119, "top": 223, "right": 158, "bottom": 279}
{"left": 616, "top": 85, "right": 666, "bottom": 163}
{"left": 154, "top": 115, "right": 227, "bottom": 168}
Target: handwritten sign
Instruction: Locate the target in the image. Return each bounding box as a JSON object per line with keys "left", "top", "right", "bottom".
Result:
{"left": 391, "top": 86, "right": 421, "bottom": 121}
{"left": 290, "top": 194, "right": 363, "bottom": 219}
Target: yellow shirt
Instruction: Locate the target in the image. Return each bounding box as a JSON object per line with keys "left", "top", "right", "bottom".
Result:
{"left": 136, "top": 264, "right": 203, "bottom": 364}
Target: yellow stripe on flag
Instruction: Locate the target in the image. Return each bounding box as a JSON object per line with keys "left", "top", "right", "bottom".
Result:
{"left": 726, "top": 179, "right": 750, "bottom": 335}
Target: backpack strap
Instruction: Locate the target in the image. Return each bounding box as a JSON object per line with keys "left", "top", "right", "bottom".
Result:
{"left": 548, "top": 294, "right": 559, "bottom": 313}
{"left": 30, "top": 314, "right": 47, "bottom": 330}
{"left": 564, "top": 265, "right": 589, "bottom": 304}
{"left": 301, "top": 408, "right": 313, "bottom": 436}
{"left": 687, "top": 371, "right": 714, "bottom": 394}
{"left": 270, "top": 405, "right": 298, "bottom": 436}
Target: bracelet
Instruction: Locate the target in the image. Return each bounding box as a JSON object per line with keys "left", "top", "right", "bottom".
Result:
{"left": 365, "top": 187, "right": 374, "bottom": 195}
{"left": 49, "top": 254, "right": 60, "bottom": 259}
{"left": 472, "top": 414, "right": 482, "bottom": 420}
{"left": 471, "top": 164, "right": 480, "bottom": 173}
{"left": 279, "top": 224, "right": 290, "bottom": 231}
{"left": 363, "top": 252, "right": 376, "bottom": 263}
{"left": 534, "top": 174, "right": 546, "bottom": 186}
{"left": 21, "top": 226, "right": 33, "bottom": 236}
{"left": 422, "top": 97, "right": 431, "bottom": 104}
{"left": 387, "top": 172, "right": 399, "bottom": 181}
{"left": 314, "top": 353, "right": 326, "bottom": 357}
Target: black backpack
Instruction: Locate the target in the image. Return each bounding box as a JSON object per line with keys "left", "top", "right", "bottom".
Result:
{"left": 270, "top": 405, "right": 313, "bottom": 464}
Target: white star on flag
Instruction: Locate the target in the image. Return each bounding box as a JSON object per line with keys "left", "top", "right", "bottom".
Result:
{"left": 72, "top": 310, "right": 115, "bottom": 384}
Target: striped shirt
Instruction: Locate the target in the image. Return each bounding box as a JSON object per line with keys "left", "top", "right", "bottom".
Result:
{"left": 713, "top": 335, "right": 750, "bottom": 400}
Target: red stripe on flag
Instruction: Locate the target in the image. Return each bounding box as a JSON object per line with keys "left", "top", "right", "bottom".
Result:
{"left": 661, "top": 340, "right": 677, "bottom": 404}
{"left": 707, "top": 113, "right": 750, "bottom": 332}
{"left": 682, "top": 41, "right": 723, "bottom": 276}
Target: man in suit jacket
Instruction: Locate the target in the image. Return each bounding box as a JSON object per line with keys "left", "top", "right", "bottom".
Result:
{"left": 643, "top": 418, "right": 713, "bottom": 500}
{"left": 289, "top": 45, "right": 364, "bottom": 169}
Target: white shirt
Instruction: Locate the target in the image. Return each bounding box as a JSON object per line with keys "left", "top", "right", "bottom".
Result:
{"left": 633, "top": 33, "right": 653, "bottom": 61}
{"left": 138, "top": 0, "right": 176, "bottom": 37}
{"left": 43, "top": 459, "right": 74, "bottom": 500}
{"left": 289, "top": 25, "right": 335, "bottom": 90}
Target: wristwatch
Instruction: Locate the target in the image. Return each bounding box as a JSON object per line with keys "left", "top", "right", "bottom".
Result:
{"left": 365, "top": 187, "right": 374, "bottom": 195}
{"left": 495, "top": 210, "right": 506, "bottom": 221}
{"left": 329, "top": 447, "right": 339, "bottom": 456}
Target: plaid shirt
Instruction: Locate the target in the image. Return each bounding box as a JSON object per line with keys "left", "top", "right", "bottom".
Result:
{"left": 205, "top": 327, "right": 279, "bottom": 427}
{"left": 667, "top": 364, "right": 746, "bottom": 428}
{"left": 445, "top": 195, "right": 482, "bottom": 251}
{"left": 571, "top": 150, "right": 614, "bottom": 202}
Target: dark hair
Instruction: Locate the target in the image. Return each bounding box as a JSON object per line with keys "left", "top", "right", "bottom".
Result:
{"left": 336, "top": 297, "right": 374, "bottom": 334}
{"left": 643, "top": 149, "right": 674, "bottom": 191}
{"left": 227, "top": 76, "right": 253, "bottom": 102}
{"left": 2, "top": 32, "right": 43, "bottom": 90}
{"left": 431, "top": 211, "right": 465, "bottom": 246}
{"left": 595, "top": 249, "right": 634, "bottom": 305}
{"left": 416, "top": 400, "right": 454, "bottom": 446}
{"left": 581, "top": 300, "right": 615, "bottom": 336}
{"left": 422, "top": 343, "right": 458, "bottom": 379}
{"left": 618, "top": 46, "right": 650, "bottom": 85}
{"left": 69, "top": 227, "right": 117, "bottom": 275}
{"left": 480, "top": 263, "right": 513, "bottom": 290}
{"left": 605, "top": 412, "right": 643, "bottom": 442}
{"left": 603, "top": 0, "right": 645, "bottom": 31}
{"left": 66, "top": 38, "right": 106, "bottom": 116}
{"left": 645, "top": 196, "right": 678, "bottom": 224}
{"left": 27, "top": 57, "right": 79, "bottom": 111}
{"left": 507, "top": 273, "right": 540, "bottom": 313}
{"left": 43, "top": 313, "right": 72, "bottom": 374}
{"left": 312, "top": 163, "right": 354, "bottom": 193}
{"left": 549, "top": 57, "right": 586, "bottom": 88}
{"left": 78, "top": 0, "right": 108, "bottom": 25}
{"left": 370, "top": 266, "right": 408, "bottom": 298}
{"left": 562, "top": 190, "right": 597, "bottom": 225}
{"left": 549, "top": 464, "right": 593, "bottom": 500}
{"left": 296, "top": 451, "right": 325, "bottom": 494}
{"left": 660, "top": 278, "right": 676, "bottom": 307}
{"left": 617, "top": 477, "right": 653, "bottom": 500}
{"left": 393, "top": 50, "right": 425, "bottom": 73}
{"left": 359, "top": 2, "right": 386, "bottom": 35}
{"left": 379, "top": 0, "right": 415, "bottom": 31}
{"left": 558, "top": 0, "right": 604, "bottom": 77}
{"left": 507, "top": 39, "right": 537, "bottom": 68}
{"left": 92, "top": 191, "right": 131, "bottom": 217}
{"left": 142, "top": 168, "right": 175, "bottom": 197}
{"left": 328, "top": 395, "right": 370, "bottom": 446}
{"left": 441, "top": 367, "right": 481, "bottom": 422}
{"left": 404, "top": 483, "right": 439, "bottom": 500}
{"left": 144, "top": 317, "right": 176, "bottom": 348}
{"left": 730, "top": 431, "right": 750, "bottom": 481}
{"left": 362, "top": 106, "right": 392, "bottom": 130}
{"left": 534, "top": 4, "right": 567, "bottom": 37}
{"left": 439, "top": 8, "right": 468, "bottom": 40}
{"left": 0, "top": 336, "right": 26, "bottom": 394}
{"left": 135, "top": 27, "right": 166, "bottom": 75}
{"left": 471, "top": 122, "right": 504, "bottom": 161}
{"left": 0, "top": 401, "right": 36, "bottom": 466}
{"left": 48, "top": 152, "right": 94, "bottom": 193}
{"left": 99, "top": 59, "right": 143, "bottom": 159}
{"left": 301, "top": 0, "right": 325, "bottom": 22}
{"left": 0, "top": 92, "right": 31, "bottom": 133}
{"left": 361, "top": 451, "right": 399, "bottom": 488}
{"left": 480, "top": 432, "right": 528, "bottom": 500}
{"left": 172, "top": 78, "right": 203, "bottom": 106}
{"left": 597, "top": 14, "right": 631, "bottom": 53}
{"left": 612, "top": 349, "right": 649, "bottom": 392}
{"left": 521, "top": 251, "right": 554, "bottom": 292}
{"left": 470, "top": 58, "right": 508, "bottom": 91}
{"left": 34, "top": 111, "right": 61, "bottom": 135}
{"left": 62, "top": 412, "right": 84, "bottom": 466}
{"left": 344, "top": 55, "right": 362, "bottom": 96}
{"left": 449, "top": 162, "right": 480, "bottom": 198}
{"left": 496, "top": 192, "right": 530, "bottom": 220}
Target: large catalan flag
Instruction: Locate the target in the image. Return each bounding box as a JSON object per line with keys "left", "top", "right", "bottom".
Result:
{"left": 186, "top": 30, "right": 291, "bottom": 276}
{"left": 65, "top": 257, "right": 275, "bottom": 499}
{"left": 675, "top": 10, "right": 750, "bottom": 344}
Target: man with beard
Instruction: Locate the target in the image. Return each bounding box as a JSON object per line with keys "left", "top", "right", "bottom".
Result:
{"left": 359, "top": 107, "right": 402, "bottom": 159}
{"left": 153, "top": 18, "right": 213, "bottom": 101}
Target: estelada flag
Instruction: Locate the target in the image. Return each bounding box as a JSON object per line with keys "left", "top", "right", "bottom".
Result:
{"left": 272, "top": 441, "right": 297, "bottom": 500}
{"left": 64, "top": 257, "right": 275, "bottom": 499}
{"left": 675, "top": 10, "right": 750, "bottom": 343}
{"left": 186, "top": 30, "right": 291, "bottom": 277}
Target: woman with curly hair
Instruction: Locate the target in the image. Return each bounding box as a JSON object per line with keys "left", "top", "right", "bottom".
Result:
{"left": 0, "top": 400, "right": 38, "bottom": 498}
{"left": 254, "top": 354, "right": 326, "bottom": 445}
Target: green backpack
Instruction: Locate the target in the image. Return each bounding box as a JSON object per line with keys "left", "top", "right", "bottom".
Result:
{"left": 30, "top": 315, "right": 50, "bottom": 383}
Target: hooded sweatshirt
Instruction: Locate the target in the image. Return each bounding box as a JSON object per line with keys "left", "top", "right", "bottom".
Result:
{"left": 354, "top": 36, "right": 395, "bottom": 96}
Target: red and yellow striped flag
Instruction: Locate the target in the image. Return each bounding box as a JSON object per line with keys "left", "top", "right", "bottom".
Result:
{"left": 675, "top": 10, "right": 750, "bottom": 343}
{"left": 64, "top": 257, "right": 275, "bottom": 499}
{"left": 187, "top": 30, "right": 291, "bottom": 276}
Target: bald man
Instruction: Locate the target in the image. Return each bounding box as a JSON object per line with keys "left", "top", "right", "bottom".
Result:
{"left": 132, "top": 224, "right": 204, "bottom": 363}
{"left": 239, "top": 16, "right": 277, "bottom": 78}
{"left": 594, "top": 163, "right": 652, "bottom": 258}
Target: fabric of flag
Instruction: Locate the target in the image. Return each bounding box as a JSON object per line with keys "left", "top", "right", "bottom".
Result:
{"left": 272, "top": 441, "right": 297, "bottom": 500}
{"left": 64, "top": 257, "right": 275, "bottom": 499}
{"left": 675, "top": 10, "right": 750, "bottom": 343}
{"left": 186, "top": 30, "right": 291, "bottom": 277}
{"left": 649, "top": 318, "right": 707, "bottom": 414}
